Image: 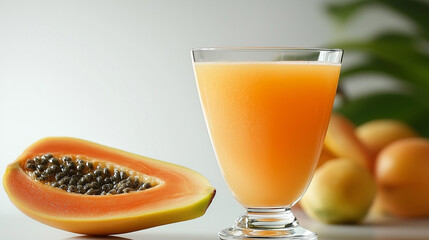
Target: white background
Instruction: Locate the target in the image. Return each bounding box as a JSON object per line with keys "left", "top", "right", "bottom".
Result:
{"left": 0, "top": 0, "right": 412, "bottom": 237}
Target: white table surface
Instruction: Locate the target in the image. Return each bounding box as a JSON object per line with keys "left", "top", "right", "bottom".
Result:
{"left": 1, "top": 209, "right": 428, "bottom": 240}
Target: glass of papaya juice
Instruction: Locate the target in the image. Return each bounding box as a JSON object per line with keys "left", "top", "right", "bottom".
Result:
{"left": 192, "top": 48, "right": 343, "bottom": 240}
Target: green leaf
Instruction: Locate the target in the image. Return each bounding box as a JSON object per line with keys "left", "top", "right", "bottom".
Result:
{"left": 326, "top": 0, "right": 375, "bottom": 26}
{"left": 337, "top": 32, "right": 429, "bottom": 92}
{"left": 340, "top": 57, "right": 429, "bottom": 99}
{"left": 335, "top": 92, "right": 429, "bottom": 137}
{"left": 378, "top": 0, "right": 429, "bottom": 39}
{"left": 327, "top": 0, "right": 429, "bottom": 39}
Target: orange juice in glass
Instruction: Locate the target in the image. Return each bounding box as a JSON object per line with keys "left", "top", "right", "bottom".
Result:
{"left": 192, "top": 48, "right": 343, "bottom": 240}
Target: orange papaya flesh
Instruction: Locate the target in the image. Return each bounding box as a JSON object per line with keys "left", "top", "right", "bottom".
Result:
{"left": 3, "top": 137, "right": 216, "bottom": 235}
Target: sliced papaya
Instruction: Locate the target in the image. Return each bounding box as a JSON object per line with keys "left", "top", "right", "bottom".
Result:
{"left": 3, "top": 137, "right": 215, "bottom": 235}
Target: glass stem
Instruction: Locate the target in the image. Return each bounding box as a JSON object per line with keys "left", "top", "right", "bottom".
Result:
{"left": 234, "top": 208, "right": 298, "bottom": 230}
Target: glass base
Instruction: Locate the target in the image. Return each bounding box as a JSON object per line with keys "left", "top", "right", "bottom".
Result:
{"left": 219, "top": 208, "right": 317, "bottom": 240}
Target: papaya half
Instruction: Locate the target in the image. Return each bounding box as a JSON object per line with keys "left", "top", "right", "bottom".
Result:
{"left": 3, "top": 137, "right": 215, "bottom": 235}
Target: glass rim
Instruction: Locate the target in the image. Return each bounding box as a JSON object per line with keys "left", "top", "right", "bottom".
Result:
{"left": 192, "top": 47, "right": 343, "bottom": 53}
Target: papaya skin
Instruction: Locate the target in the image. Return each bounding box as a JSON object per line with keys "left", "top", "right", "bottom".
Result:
{"left": 3, "top": 137, "right": 216, "bottom": 235}
{"left": 324, "top": 114, "right": 374, "bottom": 173}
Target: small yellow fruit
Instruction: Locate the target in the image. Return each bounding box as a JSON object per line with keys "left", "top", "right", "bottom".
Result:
{"left": 324, "top": 114, "right": 373, "bottom": 172}
{"left": 356, "top": 119, "right": 418, "bottom": 156}
{"left": 301, "top": 158, "right": 376, "bottom": 224}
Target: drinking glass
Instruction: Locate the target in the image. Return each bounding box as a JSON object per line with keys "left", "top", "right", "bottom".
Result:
{"left": 192, "top": 48, "right": 343, "bottom": 239}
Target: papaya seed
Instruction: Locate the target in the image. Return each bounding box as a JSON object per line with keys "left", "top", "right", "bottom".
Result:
{"left": 49, "top": 157, "right": 59, "bottom": 165}
{"left": 85, "top": 172, "right": 95, "bottom": 181}
{"left": 36, "top": 164, "right": 46, "bottom": 171}
{"left": 62, "top": 156, "right": 72, "bottom": 163}
{"left": 86, "top": 161, "right": 93, "bottom": 169}
{"left": 23, "top": 153, "right": 155, "bottom": 196}
{"left": 26, "top": 163, "right": 36, "bottom": 170}
{"left": 68, "top": 185, "right": 77, "bottom": 193}
{"left": 42, "top": 153, "right": 53, "bottom": 160}
{"left": 69, "top": 176, "right": 78, "bottom": 186}
{"left": 76, "top": 163, "right": 85, "bottom": 171}
{"left": 40, "top": 158, "right": 48, "bottom": 165}
{"left": 103, "top": 177, "right": 111, "bottom": 184}
{"left": 94, "top": 169, "right": 103, "bottom": 177}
